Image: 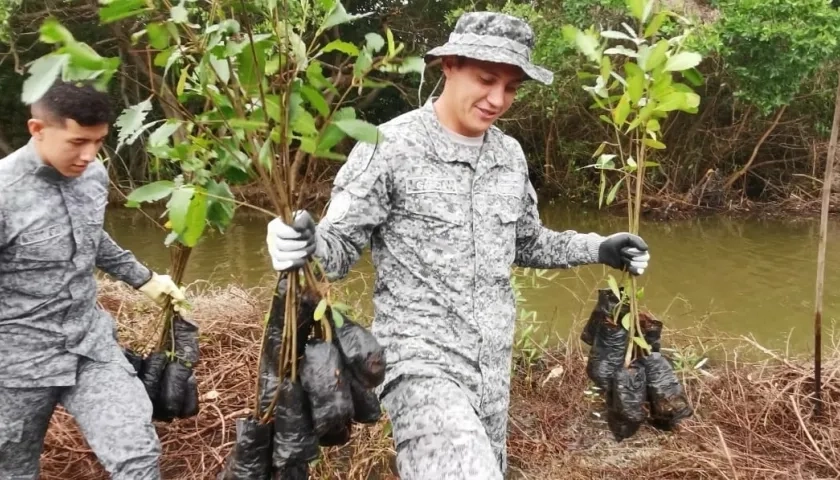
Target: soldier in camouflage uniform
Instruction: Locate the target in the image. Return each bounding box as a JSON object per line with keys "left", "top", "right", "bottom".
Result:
{"left": 266, "top": 12, "right": 650, "bottom": 479}
{"left": 0, "top": 81, "right": 186, "bottom": 479}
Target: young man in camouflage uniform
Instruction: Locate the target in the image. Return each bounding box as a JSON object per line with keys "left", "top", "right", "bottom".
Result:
{"left": 266, "top": 12, "right": 650, "bottom": 479}
{"left": 0, "top": 81, "right": 186, "bottom": 479}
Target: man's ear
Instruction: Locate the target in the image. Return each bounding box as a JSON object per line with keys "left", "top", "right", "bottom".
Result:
{"left": 27, "top": 118, "right": 46, "bottom": 140}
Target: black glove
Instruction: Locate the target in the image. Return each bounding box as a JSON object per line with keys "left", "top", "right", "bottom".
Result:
{"left": 266, "top": 211, "right": 319, "bottom": 271}
{"left": 597, "top": 233, "right": 650, "bottom": 275}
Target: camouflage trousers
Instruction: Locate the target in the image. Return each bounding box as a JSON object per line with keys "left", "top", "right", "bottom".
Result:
{"left": 0, "top": 352, "right": 161, "bottom": 480}
{"left": 380, "top": 376, "right": 508, "bottom": 480}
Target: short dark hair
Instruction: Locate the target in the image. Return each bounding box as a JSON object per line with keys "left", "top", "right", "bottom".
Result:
{"left": 31, "top": 80, "right": 113, "bottom": 127}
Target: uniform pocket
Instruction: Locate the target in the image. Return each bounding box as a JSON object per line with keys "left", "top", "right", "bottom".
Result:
{"left": 12, "top": 223, "right": 74, "bottom": 263}
{"left": 403, "top": 176, "right": 469, "bottom": 226}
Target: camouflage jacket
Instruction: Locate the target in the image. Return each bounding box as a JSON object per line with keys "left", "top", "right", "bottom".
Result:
{"left": 315, "top": 100, "right": 605, "bottom": 416}
{"left": 0, "top": 140, "right": 151, "bottom": 387}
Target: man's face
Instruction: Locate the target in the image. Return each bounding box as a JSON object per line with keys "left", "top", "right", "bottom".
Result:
{"left": 27, "top": 117, "right": 108, "bottom": 178}
{"left": 440, "top": 57, "right": 525, "bottom": 136}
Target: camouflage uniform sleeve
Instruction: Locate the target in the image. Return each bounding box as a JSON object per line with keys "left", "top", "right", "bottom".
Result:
{"left": 314, "top": 140, "right": 392, "bottom": 280}
{"left": 96, "top": 230, "right": 153, "bottom": 288}
{"left": 513, "top": 148, "right": 605, "bottom": 269}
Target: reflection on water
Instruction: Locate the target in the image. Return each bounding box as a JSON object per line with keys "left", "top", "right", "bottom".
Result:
{"left": 103, "top": 202, "right": 840, "bottom": 356}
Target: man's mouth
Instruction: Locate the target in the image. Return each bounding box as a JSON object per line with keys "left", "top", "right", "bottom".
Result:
{"left": 476, "top": 107, "right": 498, "bottom": 119}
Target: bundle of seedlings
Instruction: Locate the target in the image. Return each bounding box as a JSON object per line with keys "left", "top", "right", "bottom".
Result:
{"left": 123, "top": 245, "right": 201, "bottom": 422}
{"left": 218, "top": 267, "right": 386, "bottom": 479}
{"left": 564, "top": 0, "right": 704, "bottom": 440}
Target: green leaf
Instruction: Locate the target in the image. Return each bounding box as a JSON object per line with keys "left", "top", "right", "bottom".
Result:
{"left": 228, "top": 118, "right": 269, "bottom": 130}
{"left": 300, "top": 85, "right": 329, "bottom": 117}
{"left": 627, "top": 0, "right": 645, "bottom": 21}
{"left": 606, "top": 177, "right": 624, "bottom": 205}
{"left": 644, "top": 39, "right": 669, "bottom": 71}
{"left": 621, "top": 312, "right": 631, "bottom": 330}
{"left": 170, "top": 3, "right": 188, "bottom": 23}
{"left": 365, "top": 33, "right": 385, "bottom": 53}
{"left": 99, "top": 0, "right": 150, "bottom": 24}
{"left": 206, "top": 179, "right": 235, "bottom": 231}
{"left": 126, "top": 180, "right": 175, "bottom": 204}
{"left": 238, "top": 44, "right": 267, "bottom": 94}
{"left": 613, "top": 92, "right": 631, "bottom": 126}
{"left": 21, "top": 54, "right": 68, "bottom": 104}
{"left": 598, "top": 170, "right": 606, "bottom": 208}
{"left": 644, "top": 138, "right": 666, "bottom": 149}
{"left": 664, "top": 52, "right": 702, "bottom": 72}
{"left": 39, "top": 17, "right": 74, "bottom": 44}
{"left": 386, "top": 27, "right": 396, "bottom": 56}
{"left": 148, "top": 121, "right": 182, "bottom": 148}
{"left": 625, "top": 62, "right": 645, "bottom": 104}
{"left": 601, "top": 30, "right": 634, "bottom": 41}
{"left": 314, "top": 298, "right": 328, "bottom": 320}
{"left": 644, "top": 11, "right": 668, "bottom": 38}
{"left": 209, "top": 54, "right": 230, "bottom": 84}
{"left": 321, "top": 39, "right": 359, "bottom": 56}
{"left": 682, "top": 68, "right": 704, "bottom": 87}
{"left": 633, "top": 335, "right": 651, "bottom": 350}
{"left": 182, "top": 189, "right": 208, "bottom": 247}
{"left": 147, "top": 23, "right": 170, "bottom": 50}
{"left": 331, "top": 308, "right": 345, "bottom": 328}
{"left": 334, "top": 119, "right": 382, "bottom": 144}
{"left": 607, "top": 275, "right": 621, "bottom": 302}
{"left": 167, "top": 186, "right": 193, "bottom": 235}
{"left": 115, "top": 99, "right": 153, "bottom": 150}
{"left": 319, "top": 2, "right": 371, "bottom": 33}
{"left": 291, "top": 108, "right": 318, "bottom": 136}
{"left": 397, "top": 57, "right": 425, "bottom": 74}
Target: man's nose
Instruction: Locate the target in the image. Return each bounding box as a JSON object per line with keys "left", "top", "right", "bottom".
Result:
{"left": 486, "top": 84, "right": 505, "bottom": 108}
{"left": 80, "top": 144, "right": 99, "bottom": 162}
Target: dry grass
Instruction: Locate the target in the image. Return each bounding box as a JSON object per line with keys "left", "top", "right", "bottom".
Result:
{"left": 39, "top": 279, "right": 840, "bottom": 479}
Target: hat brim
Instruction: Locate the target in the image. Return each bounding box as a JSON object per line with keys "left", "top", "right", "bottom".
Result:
{"left": 425, "top": 44, "right": 553, "bottom": 86}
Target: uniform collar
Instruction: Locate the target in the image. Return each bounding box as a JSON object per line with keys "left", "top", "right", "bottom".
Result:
{"left": 22, "top": 138, "right": 71, "bottom": 184}
{"left": 418, "top": 98, "right": 506, "bottom": 168}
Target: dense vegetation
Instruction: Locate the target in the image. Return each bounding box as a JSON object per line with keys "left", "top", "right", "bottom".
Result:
{"left": 2, "top": 0, "right": 840, "bottom": 212}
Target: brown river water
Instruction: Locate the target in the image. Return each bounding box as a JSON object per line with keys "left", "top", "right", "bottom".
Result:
{"left": 103, "top": 203, "right": 840, "bottom": 358}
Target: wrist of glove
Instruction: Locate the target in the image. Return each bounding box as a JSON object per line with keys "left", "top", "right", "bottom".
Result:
{"left": 139, "top": 272, "right": 187, "bottom": 312}
{"left": 266, "top": 210, "right": 322, "bottom": 272}
{"left": 597, "top": 232, "right": 650, "bottom": 275}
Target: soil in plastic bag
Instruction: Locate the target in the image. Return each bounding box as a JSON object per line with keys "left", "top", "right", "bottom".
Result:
{"left": 157, "top": 361, "right": 192, "bottom": 421}
{"left": 258, "top": 279, "right": 287, "bottom": 414}
{"left": 217, "top": 417, "right": 273, "bottom": 480}
{"left": 582, "top": 288, "right": 623, "bottom": 346}
{"left": 606, "top": 361, "right": 648, "bottom": 441}
{"left": 643, "top": 352, "right": 693, "bottom": 430}
{"left": 123, "top": 348, "right": 144, "bottom": 375}
{"left": 640, "top": 312, "right": 663, "bottom": 353}
{"left": 272, "top": 379, "right": 319, "bottom": 469}
{"left": 274, "top": 462, "right": 309, "bottom": 480}
{"left": 140, "top": 352, "right": 167, "bottom": 403}
{"left": 334, "top": 317, "right": 385, "bottom": 389}
{"left": 300, "top": 339, "right": 355, "bottom": 437}
{"left": 319, "top": 421, "right": 352, "bottom": 447}
{"left": 180, "top": 372, "right": 200, "bottom": 418}
{"left": 350, "top": 377, "right": 381, "bottom": 424}
{"left": 173, "top": 313, "right": 200, "bottom": 365}
{"left": 586, "top": 319, "right": 627, "bottom": 393}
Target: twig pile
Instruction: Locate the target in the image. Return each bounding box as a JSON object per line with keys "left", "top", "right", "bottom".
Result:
{"left": 40, "top": 278, "right": 840, "bottom": 479}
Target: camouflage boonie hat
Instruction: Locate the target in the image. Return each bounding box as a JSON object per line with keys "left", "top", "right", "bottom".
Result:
{"left": 425, "top": 11, "right": 553, "bottom": 85}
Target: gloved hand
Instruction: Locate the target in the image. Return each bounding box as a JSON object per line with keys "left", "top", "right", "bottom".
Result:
{"left": 139, "top": 272, "right": 187, "bottom": 311}
{"left": 266, "top": 210, "right": 318, "bottom": 272}
{"left": 597, "top": 233, "right": 650, "bottom": 275}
